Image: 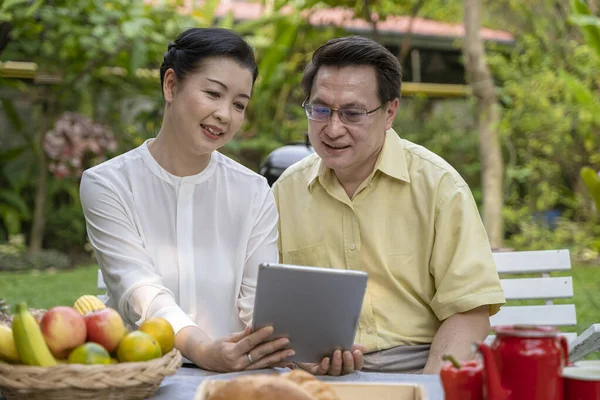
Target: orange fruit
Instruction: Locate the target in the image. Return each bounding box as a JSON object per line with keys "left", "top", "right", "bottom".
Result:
{"left": 67, "top": 343, "right": 111, "bottom": 365}
{"left": 116, "top": 331, "right": 162, "bottom": 362}
{"left": 139, "top": 317, "right": 175, "bottom": 355}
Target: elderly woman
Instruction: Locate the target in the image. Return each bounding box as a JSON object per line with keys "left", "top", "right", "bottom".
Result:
{"left": 80, "top": 27, "right": 291, "bottom": 372}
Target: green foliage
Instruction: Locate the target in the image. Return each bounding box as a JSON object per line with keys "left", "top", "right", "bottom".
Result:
{"left": 570, "top": 1, "right": 600, "bottom": 215}
{"left": 487, "top": 15, "right": 600, "bottom": 216}
{"left": 0, "top": 0, "right": 598, "bottom": 263}
{"left": 505, "top": 214, "right": 600, "bottom": 264}
{"left": 581, "top": 167, "right": 600, "bottom": 212}
{"left": 0, "top": 235, "right": 70, "bottom": 271}
{"left": 570, "top": 0, "right": 600, "bottom": 56}
{"left": 44, "top": 179, "right": 87, "bottom": 252}
{"left": 0, "top": 147, "right": 32, "bottom": 242}
{"left": 0, "top": 0, "right": 206, "bottom": 149}
{"left": 382, "top": 0, "right": 463, "bottom": 23}
{"left": 393, "top": 98, "right": 483, "bottom": 203}
{"left": 224, "top": 12, "right": 341, "bottom": 169}
{"left": 2, "top": 0, "right": 194, "bottom": 83}
{"left": 0, "top": 0, "right": 207, "bottom": 253}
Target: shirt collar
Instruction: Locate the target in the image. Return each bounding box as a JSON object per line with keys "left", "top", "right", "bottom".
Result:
{"left": 307, "top": 159, "right": 328, "bottom": 191}
{"left": 307, "top": 128, "right": 410, "bottom": 191}
{"left": 140, "top": 139, "right": 218, "bottom": 185}
{"left": 376, "top": 128, "right": 411, "bottom": 183}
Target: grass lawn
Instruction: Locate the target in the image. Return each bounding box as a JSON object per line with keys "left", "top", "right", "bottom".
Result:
{"left": 0, "top": 264, "right": 103, "bottom": 312}
{"left": 1, "top": 263, "right": 599, "bottom": 359}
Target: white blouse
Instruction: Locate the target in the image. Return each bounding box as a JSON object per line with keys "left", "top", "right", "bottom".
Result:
{"left": 79, "top": 140, "right": 279, "bottom": 338}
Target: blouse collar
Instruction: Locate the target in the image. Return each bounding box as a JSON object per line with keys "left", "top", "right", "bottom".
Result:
{"left": 140, "top": 139, "right": 219, "bottom": 185}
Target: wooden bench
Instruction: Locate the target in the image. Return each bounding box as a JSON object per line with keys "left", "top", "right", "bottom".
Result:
{"left": 489, "top": 249, "right": 599, "bottom": 361}
{"left": 488, "top": 249, "right": 577, "bottom": 342}
{"left": 97, "top": 270, "right": 107, "bottom": 303}
{"left": 97, "top": 269, "right": 106, "bottom": 291}
{"left": 96, "top": 249, "right": 600, "bottom": 360}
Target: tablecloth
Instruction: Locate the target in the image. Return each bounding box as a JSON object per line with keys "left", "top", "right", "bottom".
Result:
{"left": 151, "top": 365, "right": 445, "bottom": 399}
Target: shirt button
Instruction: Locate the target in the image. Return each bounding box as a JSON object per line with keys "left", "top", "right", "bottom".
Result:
{"left": 366, "top": 328, "right": 372, "bottom": 334}
{"left": 349, "top": 244, "right": 356, "bottom": 251}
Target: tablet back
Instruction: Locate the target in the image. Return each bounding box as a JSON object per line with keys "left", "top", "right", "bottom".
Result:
{"left": 252, "top": 263, "right": 368, "bottom": 363}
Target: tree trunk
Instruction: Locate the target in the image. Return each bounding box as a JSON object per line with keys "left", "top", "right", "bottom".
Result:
{"left": 399, "top": 0, "right": 426, "bottom": 63}
{"left": 462, "top": 0, "right": 504, "bottom": 249}
{"left": 589, "top": 0, "right": 597, "bottom": 15}
{"left": 362, "top": 0, "right": 380, "bottom": 43}
{"left": 28, "top": 90, "right": 56, "bottom": 253}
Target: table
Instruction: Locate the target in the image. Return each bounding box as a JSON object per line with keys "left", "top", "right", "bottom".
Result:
{"left": 0, "top": 367, "right": 445, "bottom": 399}
{"left": 151, "top": 366, "right": 445, "bottom": 399}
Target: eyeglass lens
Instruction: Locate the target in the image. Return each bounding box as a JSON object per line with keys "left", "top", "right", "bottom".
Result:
{"left": 306, "top": 105, "right": 365, "bottom": 123}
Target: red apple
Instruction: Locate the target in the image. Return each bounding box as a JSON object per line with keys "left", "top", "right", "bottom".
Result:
{"left": 84, "top": 308, "right": 126, "bottom": 353}
{"left": 40, "top": 306, "right": 87, "bottom": 359}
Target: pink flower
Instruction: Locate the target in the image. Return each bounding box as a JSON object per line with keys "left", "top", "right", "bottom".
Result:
{"left": 43, "top": 113, "right": 116, "bottom": 180}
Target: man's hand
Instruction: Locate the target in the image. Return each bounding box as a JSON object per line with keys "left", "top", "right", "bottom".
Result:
{"left": 295, "top": 344, "right": 366, "bottom": 376}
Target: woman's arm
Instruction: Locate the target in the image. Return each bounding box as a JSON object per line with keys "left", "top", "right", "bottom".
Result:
{"left": 80, "top": 170, "right": 202, "bottom": 337}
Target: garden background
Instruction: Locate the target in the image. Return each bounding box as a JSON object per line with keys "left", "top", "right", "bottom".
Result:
{"left": 0, "top": 0, "right": 599, "bottom": 358}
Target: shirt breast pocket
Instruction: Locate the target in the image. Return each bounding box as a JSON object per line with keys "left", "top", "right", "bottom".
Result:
{"left": 282, "top": 241, "right": 331, "bottom": 269}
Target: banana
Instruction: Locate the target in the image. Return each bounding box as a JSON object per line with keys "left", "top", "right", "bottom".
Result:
{"left": 73, "top": 295, "right": 106, "bottom": 315}
{"left": 12, "top": 303, "right": 56, "bottom": 366}
{"left": 0, "top": 324, "right": 20, "bottom": 363}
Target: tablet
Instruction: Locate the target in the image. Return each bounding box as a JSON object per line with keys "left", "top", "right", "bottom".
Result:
{"left": 251, "top": 262, "right": 368, "bottom": 363}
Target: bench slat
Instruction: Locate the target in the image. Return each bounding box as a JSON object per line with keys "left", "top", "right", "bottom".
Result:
{"left": 500, "top": 277, "right": 573, "bottom": 300}
{"left": 493, "top": 249, "right": 571, "bottom": 274}
{"left": 490, "top": 304, "right": 577, "bottom": 327}
{"left": 97, "top": 269, "right": 106, "bottom": 290}
{"left": 569, "top": 324, "right": 600, "bottom": 361}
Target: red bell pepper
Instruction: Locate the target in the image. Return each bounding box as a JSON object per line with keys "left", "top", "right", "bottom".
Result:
{"left": 440, "top": 354, "right": 484, "bottom": 400}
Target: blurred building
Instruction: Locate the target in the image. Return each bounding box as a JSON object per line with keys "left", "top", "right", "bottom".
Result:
{"left": 207, "top": 1, "right": 514, "bottom": 86}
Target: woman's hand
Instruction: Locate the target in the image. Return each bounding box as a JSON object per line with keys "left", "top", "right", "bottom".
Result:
{"left": 191, "top": 326, "right": 295, "bottom": 372}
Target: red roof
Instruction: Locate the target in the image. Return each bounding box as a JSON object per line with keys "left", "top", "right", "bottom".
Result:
{"left": 210, "top": 2, "right": 514, "bottom": 43}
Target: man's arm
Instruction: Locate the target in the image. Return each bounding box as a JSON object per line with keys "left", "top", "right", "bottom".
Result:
{"left": 423, "top": 305, "right": 490, "bottom": 375}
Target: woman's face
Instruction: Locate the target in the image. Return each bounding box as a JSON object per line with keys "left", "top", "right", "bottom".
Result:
{"left": 163, "top": 56, "right": 253, "bottom": 155}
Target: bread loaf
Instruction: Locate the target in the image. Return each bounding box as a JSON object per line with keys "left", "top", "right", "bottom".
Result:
{"left": 284, "top": 370, "right": 340, "bottom": 400}
{"left": 199, "top": 374, "right": 314, "bottom": 400}
{"left": 196, "top": 370, "right": 340, "bottom": 400}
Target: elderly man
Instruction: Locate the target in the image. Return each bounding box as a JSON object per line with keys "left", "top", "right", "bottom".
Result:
{"left": 272, "top": 35, "right": 505, "bottom": 375}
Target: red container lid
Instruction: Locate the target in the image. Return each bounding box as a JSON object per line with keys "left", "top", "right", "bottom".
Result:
{"left": 493, "top": 325, "right": 559, "bottom": 338}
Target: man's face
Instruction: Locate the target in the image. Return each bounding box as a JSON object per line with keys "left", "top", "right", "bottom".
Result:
{"left": 306, "top": 65, "right": 398, "bottom": 178}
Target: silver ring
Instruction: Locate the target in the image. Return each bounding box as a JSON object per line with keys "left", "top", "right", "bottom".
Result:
{"left": 247, "top": 353, "right": 254, "bottom": 363}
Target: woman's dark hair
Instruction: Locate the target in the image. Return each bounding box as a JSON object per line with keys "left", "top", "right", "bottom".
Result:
{"left": 301, "top": 36, "right": 402, "bottom": 104}
{"left": 160, "top": 27, "right": 258, "bottom": 97}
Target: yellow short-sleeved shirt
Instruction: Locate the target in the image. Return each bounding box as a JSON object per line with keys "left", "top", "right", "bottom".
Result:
{"left": 272, "top": 129, "right": 505, "bottom": 352}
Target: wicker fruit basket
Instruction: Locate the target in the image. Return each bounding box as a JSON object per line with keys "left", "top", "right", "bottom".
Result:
{"left": 0, "top": 348, "right": 182, "bottom": 400}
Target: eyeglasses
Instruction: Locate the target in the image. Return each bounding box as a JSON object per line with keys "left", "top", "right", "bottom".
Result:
{"left": 301, "top": 100, "right": 385, "bottom": 125}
